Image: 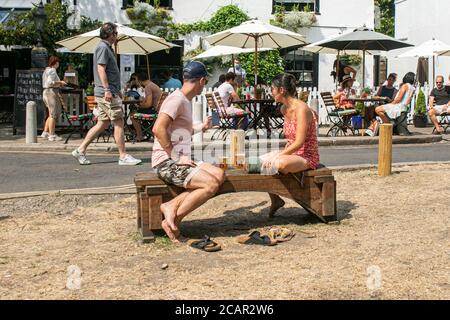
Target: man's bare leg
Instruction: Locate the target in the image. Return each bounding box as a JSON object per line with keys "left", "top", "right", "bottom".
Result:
{"left": 112, "top": 118, "right": 126, "bottom": 159}
{"left": 160, "top": 192, "right": 189, "bottom": 231}
{"left": 174, "top": 170, "right": 221, "bottom": 222}
{"left": 429, "top": 109, "right": 444, "bottom": 133}
{"left": 78, "top": 120, "right": 110, "bottom": 154}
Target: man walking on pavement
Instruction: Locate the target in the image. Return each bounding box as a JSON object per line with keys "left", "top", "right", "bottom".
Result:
{"left": 72, "top": 22, "right": 141, "bottom": 166}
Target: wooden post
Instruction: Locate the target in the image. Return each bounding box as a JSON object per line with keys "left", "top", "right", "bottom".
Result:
{"left": 378, "top": 123, "right": 393, "bottom": 176}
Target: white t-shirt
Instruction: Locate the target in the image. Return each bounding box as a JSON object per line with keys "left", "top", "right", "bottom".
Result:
{"left": 216, "top": 82, "right": 235, "bottom": 109}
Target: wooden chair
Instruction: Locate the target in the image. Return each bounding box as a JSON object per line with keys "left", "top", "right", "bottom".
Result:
{"left": 213, "top": 91, "right": 249, "bottom": 138}
{"left": 63, "top": 96, "right": 96, "bottom": 144}
{"left": 132, "top": 91, "right": 168, "bottom": 141}
{"left": 320, "top": 92, "right": 359, "bottom": 137}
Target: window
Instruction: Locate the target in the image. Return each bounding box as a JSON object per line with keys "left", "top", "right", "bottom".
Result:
{"left": 280, "top": 47, "right": 318, "bottom": 88}
{"left": 122, "top": 0, "right": 172, "bottom": 9}
{"left": 272, "top": 0, "right": 320, "bottom": 14}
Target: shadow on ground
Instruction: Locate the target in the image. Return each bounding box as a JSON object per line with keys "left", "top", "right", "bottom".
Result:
{"left": 178, "top": 199, "right": 358, "bottom": 239}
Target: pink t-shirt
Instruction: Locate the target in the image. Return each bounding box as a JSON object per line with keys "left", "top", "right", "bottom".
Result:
{"left": 151, "top": 89, "right": 193, "bottom": 168}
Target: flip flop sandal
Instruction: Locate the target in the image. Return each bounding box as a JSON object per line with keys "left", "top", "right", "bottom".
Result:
{"left": 237, "top": 231, "right": 277, "bottom": 246}
{"left": 267, "top": 227, "right": 295, "bottom": 242}
{"left": 189, "top": 235, "right": 222, "bottom": 252}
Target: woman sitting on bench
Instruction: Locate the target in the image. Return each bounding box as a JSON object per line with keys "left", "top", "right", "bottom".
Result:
{"left": 375, "top": 72, "right": 415, "bottom": 125}
{"left": 261, "top": 73, "right": 320, "bottom": 216}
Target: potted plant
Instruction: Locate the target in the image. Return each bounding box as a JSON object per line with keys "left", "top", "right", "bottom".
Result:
{"left": 85, "top": 84, "right": 96, "bottom": 111}
{"left": 413, "top": 88, "right": 427, "bottom": 127}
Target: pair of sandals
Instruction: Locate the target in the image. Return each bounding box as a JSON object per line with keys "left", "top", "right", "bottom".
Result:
{"left": 237, "top": 227, "right": 295, "bottom": 246}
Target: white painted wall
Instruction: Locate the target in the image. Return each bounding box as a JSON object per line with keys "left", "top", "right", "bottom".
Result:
{"left": 298, "top": 0, "right": 375, "bottom": 91}
{"left": 387, "top": 0, "right": 450, "bottom": 87}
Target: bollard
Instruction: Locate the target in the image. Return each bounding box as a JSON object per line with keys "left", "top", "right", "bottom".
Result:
{"left": 192, "top": 100, "right": 203, "bottom": 143}
{"left": 26, "top": 101, "right": 38, "bottom": 144}
{"left": 310, "top": 97, "right": 319, "bottom": 137}
{"left": 378, "top": 123, "right": 393, "bottom": 176}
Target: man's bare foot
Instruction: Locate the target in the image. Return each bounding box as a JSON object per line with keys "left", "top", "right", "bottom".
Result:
{"left": 161, "top": 220, "right": 188, "bottom": 243}
{"left": 269, "top": 196, "right": 285, "bottom": 218}
{"left": 161, "top": 202, "right": 178, "bottom": 232}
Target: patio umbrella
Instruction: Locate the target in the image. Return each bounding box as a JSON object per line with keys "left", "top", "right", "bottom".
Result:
{"left": 193, "top": 45, "right": 272, "bottom": 74}
{"left": 397, "top": 38, "right": 450, "bottom": 86}
{"left": 303, "top": 26, "right": 412, "bottom": 88}
{"left": 303, "top": 31, "right": 382, "bottom": 88}
{"left": 56, "top": 23, "right": 178, "bottom": 78}
{"left": 204, "top": 19, "right": 307, "bottom": 86}
{"left": 415, "top": 57, "right": 429, "bottom": 86}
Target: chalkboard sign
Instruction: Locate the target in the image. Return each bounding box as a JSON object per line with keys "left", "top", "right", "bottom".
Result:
{"left": 13, "top": 69, "right": 45, "bottom": 134}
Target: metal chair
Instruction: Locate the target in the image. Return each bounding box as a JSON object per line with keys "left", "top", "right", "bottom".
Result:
{"left": 320, "top": 91, "right": 359, "bottom": 137}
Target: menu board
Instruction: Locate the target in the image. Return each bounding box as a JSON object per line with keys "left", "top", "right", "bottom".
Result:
{"left": 13, "top": 70, "right": 45, "bottom": 134}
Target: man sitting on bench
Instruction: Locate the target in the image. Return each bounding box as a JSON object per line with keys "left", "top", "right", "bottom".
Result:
{"left": 260, "top": 73, "right": 320, "bottom": 217}
{"left": 151, "top": 61, "right": 225, "bottom": 242}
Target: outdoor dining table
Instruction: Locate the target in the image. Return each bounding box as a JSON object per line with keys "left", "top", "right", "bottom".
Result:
{"left": 233, "top": 99, "right": 280, "bottom": 137}
{"left": 346, "top": 96, "right": 390, "bottom": 136}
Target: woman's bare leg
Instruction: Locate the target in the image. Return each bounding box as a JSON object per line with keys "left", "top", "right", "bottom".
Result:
{"left": 268, "top": 193, "right": 285, "bottom": 218}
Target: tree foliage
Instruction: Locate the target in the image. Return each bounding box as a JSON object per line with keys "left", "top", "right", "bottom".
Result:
{"left": 375, "top": 0, "right": 395, "bottom": 37}
{"left": 0, "top": 0, "right": 101, "bottom": 54}
{"left": 239, "top": 50, "right": 285, "bottom": 86}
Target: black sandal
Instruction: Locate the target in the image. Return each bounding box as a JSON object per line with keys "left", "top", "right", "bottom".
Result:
{"left": 189, "top": 235, "right": 222, "bottom": 252}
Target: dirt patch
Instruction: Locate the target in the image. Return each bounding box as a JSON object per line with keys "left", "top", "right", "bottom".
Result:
{"left": 0, "top": 164, "right": 449, "bottom": 299}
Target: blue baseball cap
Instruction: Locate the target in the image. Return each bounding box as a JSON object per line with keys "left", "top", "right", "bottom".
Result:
{"left": 183, "top": 61, "right": 209, "bottom": 80}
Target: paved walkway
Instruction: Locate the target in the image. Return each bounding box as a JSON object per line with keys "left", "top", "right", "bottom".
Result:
{"left": 0, "top": 124, "right": 444, "bottom": 153}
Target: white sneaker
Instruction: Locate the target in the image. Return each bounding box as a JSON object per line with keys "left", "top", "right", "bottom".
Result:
{"left": 118, "top": 154, "right": 142, "bottom": 166}
{"left": 40, "top": 131, "right": 49, "bottom": 138}
{"left": 48, "top": 135, "right": 63, "bottom": 141}
{"left": 72, "top": 148, "right": 91, "bottom": 165}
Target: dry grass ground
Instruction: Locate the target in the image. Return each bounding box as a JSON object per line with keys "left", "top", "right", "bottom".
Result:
{"left": 0, "top": 164, "right": 449, "bottom": 299}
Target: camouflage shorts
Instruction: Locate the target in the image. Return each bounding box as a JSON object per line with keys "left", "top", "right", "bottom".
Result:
{"left": 154, "top": 159, "right": 203, "bottom": 188}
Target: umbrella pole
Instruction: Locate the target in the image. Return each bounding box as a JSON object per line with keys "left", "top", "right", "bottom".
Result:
{"left": 336, "top": 50, "right": 340, "bottom": 89}
{"left": 432, "top": 55, "right": 435, "bottom": 87}
{"left": 361, "top": 49, "right": 366, "bottom": 137}
{"left": 232, "top": 54, "right": 236, "bottom": 74}
{"left": 254, "top": 37, "right": 258, "bottom": 94}
{"left": 146, "top": 54, "right": 151, "bottom": 80}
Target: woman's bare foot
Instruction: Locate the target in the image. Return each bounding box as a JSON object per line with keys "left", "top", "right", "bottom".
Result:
{"left": 269, "top": 195, "right": 285, "bottom": 218}
{"left": 161, "top": 202, "right": 178, "bottom": 232}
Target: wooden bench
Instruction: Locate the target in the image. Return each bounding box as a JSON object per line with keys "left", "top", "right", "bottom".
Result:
{"left": 134, "top": 166, "right": 337, "bottom": 242}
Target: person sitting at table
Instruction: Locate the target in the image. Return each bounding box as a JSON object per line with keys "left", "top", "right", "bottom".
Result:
{"left": 376, "top": 73, "right": 398, "bottom": 101}
{"left": 375, "top": 72, "right": 415, "bottom": 126}
{"left": 260, "top": 73, "right": 320, "bottom": 217}
{"left": 331, "top": 59, "right": 357, "bottom": 84}
{"left": 129, "top": 72, "right": 162, "bottom": 142}
{"left": 161, "top": 70, "right": 182, "bottom": 91}
{"left": 212, "top": 74, "right": 226, "bottom": 90}
{"left": 428, "top": 75, "right": 450, "bottom": 134}
{"left": 333, "top": 74, "right": 356, "bottom": 132}
{"left": 216, "top": 72, "right": 248, "bottom": 129}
